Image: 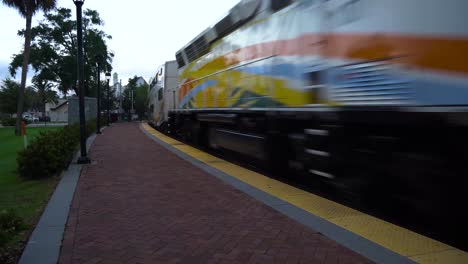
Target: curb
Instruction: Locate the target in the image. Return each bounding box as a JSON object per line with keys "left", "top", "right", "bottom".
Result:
{"left": 18, "top": 129, "right": 101, "bottom": 264}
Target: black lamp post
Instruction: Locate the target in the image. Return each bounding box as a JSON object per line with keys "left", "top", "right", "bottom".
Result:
{"left": 74, "top": 0, "right": 90, "bottom": 164}
{"left": 95, "top": 55, "right": 102, "bottom": 134}
{"left": 106, "top": 72, "right": 111, "bottom": 126}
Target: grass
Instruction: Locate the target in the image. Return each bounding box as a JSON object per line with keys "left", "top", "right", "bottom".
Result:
{"left": 0, "top": 127, "right": 61, "bottom": 221}
{"left": 0, "top": 126, "right": 66, "bottom": 263}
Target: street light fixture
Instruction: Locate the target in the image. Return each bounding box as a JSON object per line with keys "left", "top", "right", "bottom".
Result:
{"left": 73, "top": 0, "right": 90, "bottom": 164}
{"left": 95, "top": 55, "right": 102, "bottom": 134}
{"left": 105, "top": 72, "right": 111, "bottom": 126}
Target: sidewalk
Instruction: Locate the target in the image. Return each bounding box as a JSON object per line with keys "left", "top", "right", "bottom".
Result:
{"left": 59, "top": 122, "right": 371, "bottom": 264}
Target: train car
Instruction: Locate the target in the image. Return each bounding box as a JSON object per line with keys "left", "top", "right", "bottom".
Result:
{"left": 168, "top": 0, "right": 468, "bottom": 216}
{"left": 148, "top": 60, "right": 178, "bottom": 130}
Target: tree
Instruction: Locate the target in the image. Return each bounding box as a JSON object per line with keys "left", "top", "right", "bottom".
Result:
{"left": 0, "top": 79, "right": 21, "bottom": 114}
{"left": 122, "top": 87, "right": 133, "bottom": 114}
{"left": 9, "top": 7, "right": 113, "bottom": 96}
{"left": 32, "top": 75, "right": 58, "bottom": 117}
{"left": 122, "top": 76, "right": 148, "bottom": 120}
{"left": 135, "top": 84, "right": 149, "bottom": 120}
{"left": 24, "top": 85, "right": 39, "bottom": 111}
{"left": 2, "top": 0, "right": 57, "bottom": 135}
{"left": 96, "top": 80, "right": 117, "bottom": 117}
{"left": 0, "top": 79, "right": 39, "bottom": 117}
{"left": 122, "top": 76, "right": 137, "bottom": 114}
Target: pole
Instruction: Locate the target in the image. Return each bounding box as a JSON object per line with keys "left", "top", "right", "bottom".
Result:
{"left": 96, "top": 60, "right": 101, "bottom": 134}
{"left": 75, "top": 1, "right": 90, "bottom": 164}
{"left": 21, "top": 121, "right": 27, "bottom": 149}
{"left": 130, "top": 88, "right": 134, "bottom": 122}
{"left": 131, "top": 89, "right": 133, "bottom": 113}
{"left": 107, "top": 79, "right": 110, "bottom": 126}
{"left": 119, "top": 79, "right": 122, "bottom": 120}
{"left": 43, "top": 100, "right": 47, "bottom": 126}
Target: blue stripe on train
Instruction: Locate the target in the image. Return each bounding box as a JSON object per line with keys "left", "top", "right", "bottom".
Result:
{"left": 238, "top": 63, "right": 306, "bottom": 81}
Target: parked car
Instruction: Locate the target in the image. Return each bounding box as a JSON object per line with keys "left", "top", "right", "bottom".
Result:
{"left": 23, "top": 115, "right": 39, "bottom": 122}
{"left": 39, "top": 116, "right": 51, "bottom": 122}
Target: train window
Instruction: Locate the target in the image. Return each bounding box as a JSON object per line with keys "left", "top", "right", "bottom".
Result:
{"left": 158, "top": 88, "right": 163, "bottom": 101}
{"left": 193, "top": 36, "right": 209, "bottom": 58}
{"left": 215, "top": 14, "right": 234, "bottom": 39}
{"left": 329, "top": 0, "right": 365, "bottom": 27}
{"left": 176, "top": 52, "right": 185, "bottom": 68}
{"left": 271, "top": 0, "right": 293, "bottom": 12}
{"left": 185, "top": 44, "right": 198, "bottom": 63}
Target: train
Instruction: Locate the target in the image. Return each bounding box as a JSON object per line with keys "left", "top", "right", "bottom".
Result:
{"left": 148, "top": 60, "right": 178, "bottom": 130}
{"left": 148, "top": 0, "right": 468, "bottom": 217}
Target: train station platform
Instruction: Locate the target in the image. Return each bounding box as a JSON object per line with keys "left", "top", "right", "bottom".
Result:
{"left": 38, "top": 122, "right": 468, "bottom": 263}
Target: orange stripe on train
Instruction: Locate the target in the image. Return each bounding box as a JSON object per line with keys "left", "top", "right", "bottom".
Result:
{"left": 179, "top": 33, "right": 468, "bottom": 99}
{"left": 322, "top": 33, "right": 468, "bottom": 74}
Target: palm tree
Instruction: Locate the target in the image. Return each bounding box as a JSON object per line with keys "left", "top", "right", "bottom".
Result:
{"left": 2, "top": 0, "right": 57, "bottom": 135}
{"left": 32, "top": 76, "right": 58, "bottom": 118}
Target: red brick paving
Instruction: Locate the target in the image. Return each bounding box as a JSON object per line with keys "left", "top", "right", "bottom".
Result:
{"left": 59, "top": 122, "right": 372, "bottom": 264}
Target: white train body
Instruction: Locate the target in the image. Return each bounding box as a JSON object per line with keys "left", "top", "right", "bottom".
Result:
{"left": 148, "top": 60, "right": 178, "bottom": 127}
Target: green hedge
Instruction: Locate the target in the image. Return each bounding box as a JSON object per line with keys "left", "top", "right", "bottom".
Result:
{"left": 1, "top": 118, "right": 30, "bottom": 126}
{"left": 17, "top": 121, "right": 96, "bottom": 179}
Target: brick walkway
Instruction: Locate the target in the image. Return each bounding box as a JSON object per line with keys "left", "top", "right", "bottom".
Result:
{"left": 59, "top": 123, "right": 371, "bottom": 264}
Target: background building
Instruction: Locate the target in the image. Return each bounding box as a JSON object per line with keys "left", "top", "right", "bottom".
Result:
{"left": 45, "top": 99, "right": 68, "bottom": 122}
{"left": 112, "top": 72, "right": 123, "bottom": 97}
{"left": 135, "top": 77, "right": 147, "bottom": 87}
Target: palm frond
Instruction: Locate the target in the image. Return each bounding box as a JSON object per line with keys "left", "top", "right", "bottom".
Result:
{"left": 2, "top": 0, "right": 27, "bottom": 17}
{"left": 2, "top": 0, "right": 57, "bottom": 17}
{"left": 38, "top": 0, "right": 57, "bottom": 13}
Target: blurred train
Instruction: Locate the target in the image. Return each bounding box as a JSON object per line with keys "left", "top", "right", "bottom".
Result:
{"left": 149, "top": 0, "right": 468, "bottom": 216}
{"left": 148, "top": 60, "right": 178, "bottom": 130}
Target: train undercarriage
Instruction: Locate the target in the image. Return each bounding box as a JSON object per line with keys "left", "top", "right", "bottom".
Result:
{"left": 162, "top": 107, "right": 468, "bottom": 247}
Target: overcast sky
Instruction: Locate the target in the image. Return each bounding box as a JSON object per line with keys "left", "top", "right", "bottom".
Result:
{"left": 0, "top": 0, "right": 239, "bottom": 86}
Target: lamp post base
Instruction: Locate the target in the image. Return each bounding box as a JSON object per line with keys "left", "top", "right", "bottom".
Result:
{"left": 96, "top": 130, "right": 102, "bottom": 134}
{"left": 77, "top": 156, "right": 91, "bottom": 164}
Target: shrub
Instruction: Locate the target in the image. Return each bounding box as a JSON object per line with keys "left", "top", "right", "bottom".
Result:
{"left": 17, "top": 120, "right": 96, "bottom": 179}
{"left": 1, "top": 118, "right": 31, "bottom": 126}
{"left": 0, "top": 209, "right": 27, "bottom": 264}
{"left": 1, "top": 118, "right": 15, "bottom": 126}
{"left": 0, "top": 209, "right": 26, "bottom": 248}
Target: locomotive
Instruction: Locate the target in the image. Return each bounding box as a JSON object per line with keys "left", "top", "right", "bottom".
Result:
{"left": 149, "top": 0, "right": 468, "bottom": 216}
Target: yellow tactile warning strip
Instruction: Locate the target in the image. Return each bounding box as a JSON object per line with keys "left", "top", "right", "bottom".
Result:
{"left": 142, "top": 123, "right": 468, "bottom": 264}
